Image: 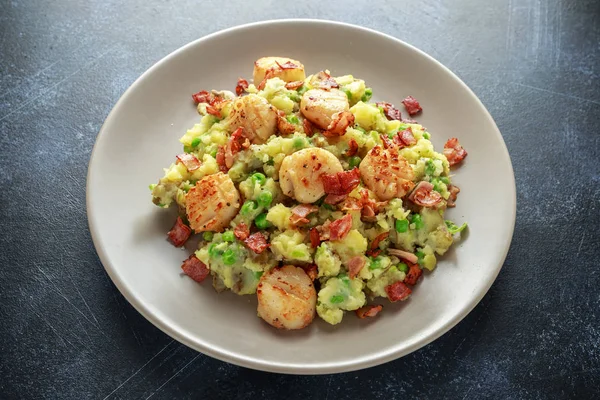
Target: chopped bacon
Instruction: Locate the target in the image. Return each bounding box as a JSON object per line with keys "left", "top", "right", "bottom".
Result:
{"left": 324, "top": 193, "right": 347, "bottom": 205}
{"left": 303, "top": 118, "right": 314, "bottom": 136}
{"left": 323, "top": 111, "right": 355, "bottom": 137}
{"left": 225, "top": 127, "right": 249, "bottom": 168}
{"left": 235, "top": 78, "right": 249, "bottom": 96}
{"left": 443, "top": 137, "right": 468, "bottom": 166}
{"left": 276, "top": 110, "right": 296, "bottom": 135}
{"left": 175, "top": 153, "right": 201, "bottom": 172}
{"left": 301, "top": 264, "right": 318, "bottom": 281}
{"left": 361, "top": 204, "right": 377, "bottom": 222}
{"left": 192, "top": 90, "right": 211, "bottom": 104}
{"left": 329, "top": 214, "right": 353, "bottom": 241}
{"left": 367, "top": 232, "right": 389, "bottom": 256}
{"left": 408, "top": 181, "right": 443, "bottom": 208}
{"left": 376, "top": 102, "right": 402, "bottom": 121}
{"left": 387, "top": 248, "right": 419, "bottom": 264}
{"left": 447, "top": 184, "right": 460, "bottom": 208}
{"left": 167, "top": 217, "right": 192, "bottom": 247}
{"left": 404, "top": 262, "right": 422, "bottom": 285}
{"left": 402, "top": 96, "right": 422, "bottom": 116}
{"left": 244, "top": 232, "right": 269, "bottom": 254}
{"left": 257, "top": 68, "right": 276, "bottom": 90}
{"left": 379, "top": 133, "right": 393, "bottom": 149}
{"left": 285, "top": 80, "right": 304, "bottom": 90}
{"left": 340, "top": 197, "right": 362, "bottom": 211}
{"left": 345, "top": 138, "right": 358, "bottom": 157}
{"left": 359, "top": 189, "right": 388, "bottom": 221}
{"left": 234, "top": 222, "right": 250, "bottom": 241}
{"left": 290, "top": 204, "right": 319, "bottom": 226}
{"left": 321, "top": 168, "right": 361, "bottom": 196}
{"left": 393, "top": 128, "right": 417, "bottom": 148}
{"left": 348, "top": 256, "right": 366, "bottom": 279}
{"left": 276, "top": 60, "right": 300, "bottom": 70}
{"left": 311, "top": 71, "right": 339, "bottom": 90}
{"left": 205, "top": 104, "right": 221, "bottom": 117}
{"left": 181, "top": 255, "right": 210, "bottom": 283}
{"left": 355, "top": 304, "right": 383, "bottom": 319}
{"left": 317, "top": 220, "right": 332, "bottom": 241}
{"left": 309, "top": 228, "right": 321, "bottom": 248}
{"left": 385, "top": 281, "right": 412, "bottom": 302}
{"left": 216, "top": 145, "right": 228, "bottom": 172}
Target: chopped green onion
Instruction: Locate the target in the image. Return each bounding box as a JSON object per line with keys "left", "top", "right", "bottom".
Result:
{"left": 297, "top": 85, "right": 308, "bottom": 96}
{"left": 423, "top": 132, "right": 431, "bottom": 140}
{"left": 287, "top": 115, "right": 300, "bottom": 125}
{"left": 291, "top": 250, "right": 306, "bottom": 259}
{"left": 348, "top": 156, "right": 361, "bottom": 169}
{"left": 255, "top": 213, "right": 271, "bottom": 229}
{"left": 241, "top": 200, "right": 258, "bottom": 216}
{"left": 257, "top": 191, "right": 273, "bottom": 208}
{"left": 398, "top": 263, "right": 409, "bottom": 273}
{"left": 293, "top": 137, "right": 305, "bottom": 149}
{"left": 222, "top": 249, "right": 237, "bottom": 265}
{"left": 209, "top": 243, "right": 224, "bottom": 258}
{"left": 425, "top": 159, "right": 437, "bottom": 176}
{"left": 445, "top": 220, "right": 468, "bottom": 234}
{"left": 222, "top": 231, "right": 235, "bottom": 242}
{"left": 288, "top": 92, "right": 301, "bottom": 103}
{"left": 202, "top": 232, "right": 214, "bottom": 241}
{"left": 411, "top": 214, "right": 424, "bottom": 230}
{"left": 361, "top": 88, "right": 373, "bottom": 102}
{"left": 343, "top": 89, "right": 352, "bottom": 100}
{"left": 191, "top": 137, "right": 201, "bottom": 148}
{"left": 330, "top": 295, "right": 345, "bottom": 304}
{"left": 251, "top": 173, "right": 266, "bottom": 186}
{"left": 395, "top": 219, "right": 409, "bottom": 233}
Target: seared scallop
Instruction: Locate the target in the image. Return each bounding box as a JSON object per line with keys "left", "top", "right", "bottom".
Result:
{"left": 359, "top": 145, "right": 415, "bottom": 201}
{"left": 185, "top": 172, "right": 240, "bottom": 232}
{"left": 300, "top": 89, "right": 349, "bottom": 130}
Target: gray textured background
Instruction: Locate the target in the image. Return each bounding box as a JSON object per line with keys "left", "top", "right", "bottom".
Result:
{"left": 1, "top": 0, "right": 599, "bottom": 399}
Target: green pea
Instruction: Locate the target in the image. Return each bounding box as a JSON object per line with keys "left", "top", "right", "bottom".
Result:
{"left": 209, "top": 243, "right": 223, "bottom": 258}
{"left": 411, "top": 214, "right": 424, "bottom": 230}
{"left": 423, "top": 132, "right": 431, "bottom": 140}
{"left": 202, "top": 231, "right": 214, "bottom": 241}
{"left": 287, "top": 115, "right": 300, "bottom": 125}
{"left": 210, "top": 149, "right": 217, "bottom": 158}
{"left": 440, "top": 176, "right": 450, "bottom": 185}
{"left": 330, "top": 295, "right": 345, "bottom": 304}
{"left": 361, "top": 88, "right": 373, "bottom": 102}
{"left": 183, "top": 145, "right": 193, "bottom": 153}
{"left": 297, "top": 85, "right": 308, "bottom": 96}
{"left": 251, "top": 173, "right": 266, "bottom": 186}
{"left": 348, "top": 156, "right": 361, "bottom": 169}
{"left": 398, "top": 263, "right": 409, "bottom": 273}
{"left": 222, "top": 231, "right": 235, "bottom": 242}
{"left": 395, "top": 219, "right": 409, "bottom": 233}
{"left": 191, "top": 137, "right": 201, "bottom": 148}
{"left": 241, "top": 200, "right": 258, "bottom": 217}
{"left": 354, "top": 126, "right": 367, "bottom": 134}
{"left": 368, "top": 257, "right": 382, "bottom": 270}
{"left": 257, "top": 191, "right": 273, "bottom": 208}
{"left": 425, "top": 159, "right": 437, "bottom": 176}
{"left": 255, "top": 213, "right": 271, "bottom": 229}
{"left": 293, "top": 137, "right": 305, "bottom": 149}
{"left": 148, "top": 184, "right": 157, "bottom": 191}
{"left": 416, "top": 250, "right": 425, "bottom": 264}
{"left": 222, "top": 249, "right": 237, "bottom": 265}
{"left": 343, "top": 89, "right": 352, "bottom": 100}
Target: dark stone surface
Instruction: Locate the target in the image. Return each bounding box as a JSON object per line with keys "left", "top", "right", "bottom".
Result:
{"left": 1, "top": 0, "right": 598, "bottom": 398}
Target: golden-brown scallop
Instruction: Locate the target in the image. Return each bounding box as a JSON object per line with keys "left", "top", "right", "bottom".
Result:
{"left": 257, "top": 265, "right": 317, "bottom": 330}
{"left": 253, "top": 57, "right": 306, "bottom": 85}
{"left": 300, "top": 89, "right": 349, "bottom": 129}
{"left": 228, "top": 94, "right": 278, "bottom": 144}
{"left": 359, "top": 145, "right": 415, "bottom": 201}
{"left": 185, "top": 172, "right": 240, "bottom": 232}
{"left": 279, "top": 148, "right": 343, "bottom": 203}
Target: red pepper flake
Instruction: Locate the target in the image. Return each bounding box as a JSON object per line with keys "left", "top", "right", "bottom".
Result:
{"left": 167, "top": 217, "right": 192, "bottom": 247}
{"left": 181, "top": 254, "right": 210, "bottom": 283}
{"left": 402, "top": 96, "right": 422, "bottom": 116}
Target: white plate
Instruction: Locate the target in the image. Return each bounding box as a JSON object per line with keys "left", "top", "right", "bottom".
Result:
{"left": 87, "top": 19, "right": 516, "bottom": 374}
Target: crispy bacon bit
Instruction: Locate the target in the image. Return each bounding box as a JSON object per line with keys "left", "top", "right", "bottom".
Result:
{"left": 393, "top": 128, "right": 417, "bottom": 148}
{"left": 301, "top": 264, "right": 318, "bottom": 281}
{"left": 290, "top": 204, "right": 319, "bottom": 226}
{"left": 404, "top": 262, "right": 423, "bottom": 285}
{"left": 311, "top": 70, "right": 339, "bottom": 90}
{"left": 303, "top": 118, "right": 314, "bottom": 136}
{"left": 345, "top": 138, "right": 358, "bottom": 157}
{"left": 324, "top": 193, "right": 347, "bottom": 205}
{"left": 385, "top": 281, "right": 412, "bottom": 302}
{"left": 275, "top": 60, "right": 300, "bottom": 70}
{"left": 340, "top": 197, "right": 362, "bottom": 211}
{"left": 317, "top": 220, "right": 332, "bottom": 241}
{"left": 348, "top": 256, "right": 366, "bottom": 279}
{"left": 408, "top": 181, "right": 443, "bottom": 208}
{"left": 443, "top": 137, "right": 468, "bottom": 166}
{"left": 276, "top": 110, "right": 296, "bottom": 135}
{"left": 192, "top": 90, "right": 211, "bottom": 104}
{"left": 244, "top": 232, "right": 269, "bottom": 254}
{"left": 379, "top": 133, "right": 393, "bottom": 149}
{"left": 367, "top": 232, "right": 389, "bottom": 256}
{"left": 234, "top": 222, "right": 250, "bottom": 241}
{"left": 225, "top": 127, "right": 249, "bottom": 168}
{"left": 167, "top": 217, "right": 192, "bottom": 247}
{"left": 329, "top": 214, "right": 353, "bottom": 241}
{"left": 235, "top": 78, "right": 249, "bottom": 96}
{"left": 216, "top": 145, "right": 227, "bottom": 172}
{"left": 359, "top": 189, "right": 388, "bottom": 221}
{"left": 376, "top": 102, "right": 402, "bottom": 121}
{"left": 323, "top": 111, "right": 355, "bottom": 137}
{"left": 387, "top": 248, "right": 419, "bottom": 264}
{"left": 257, "top": 68, "right": 276, "bottom": 90}
{"left": 285, "top": 80, "right": 304, "bottom": 90}
{"left": 310, "top": 228, "right": 321, "bottom": 248}
{"left": 321, "top": 168, "right": 361, "bottom": 196}
{"left": 402, "top": 96, "right": 422, "bottom": 116}
{"left": 447, "top": 184, "right": 460, "bottom": 208}
{"left": 175, "top": 153, "right": 201, "bottom": 172}
{"left": 181, "top": 255, "right": 210, "bottom": 283}
{"left": 355, "top": 304, "right": 383, "bottom": 319}
{"left": 205, "top": 104, "right": 221, "bottom": 117}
